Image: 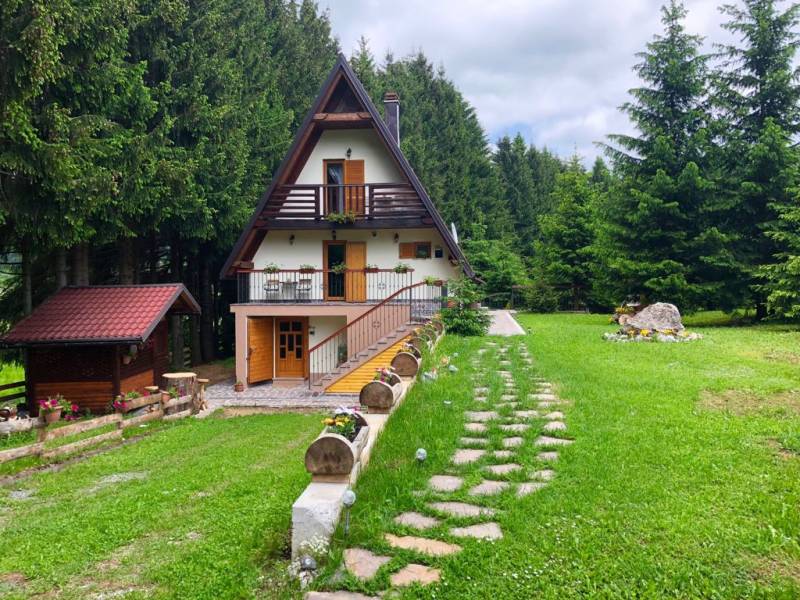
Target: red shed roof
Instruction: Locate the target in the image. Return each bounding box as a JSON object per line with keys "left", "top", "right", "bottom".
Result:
{"left": 2, "top": 284, "right": 200, "bottom": 346}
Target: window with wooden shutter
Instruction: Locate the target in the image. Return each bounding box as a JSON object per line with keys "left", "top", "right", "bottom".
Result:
{"left": 399, "top": 243, "right": 414, "bottom": 259}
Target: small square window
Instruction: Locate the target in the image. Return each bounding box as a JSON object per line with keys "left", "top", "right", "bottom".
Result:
{"left": 414, "top": 242, "right": 432, "bottom": 259}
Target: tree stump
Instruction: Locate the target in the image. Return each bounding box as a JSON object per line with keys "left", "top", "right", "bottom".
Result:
{"left": 391, "top": 351, "right": 421, "bottom": 376}
{"left": 359, "top": 380, "right": 402, "bottom": 413}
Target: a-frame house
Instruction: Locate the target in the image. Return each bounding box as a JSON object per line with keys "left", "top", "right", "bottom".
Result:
{"left": 222, "top": 54, "right": 472, "bottom": 392}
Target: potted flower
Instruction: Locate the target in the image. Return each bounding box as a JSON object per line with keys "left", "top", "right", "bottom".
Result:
{"left": 364, "top": 263, "right": 380, "bottom": 273}
{"left": 331, "top": 263, "right": 348, "bottom": 274}
{"left": 393, "top": 262, "right": 411, "bottom": 274}
{"left": 373, "top": 367, "right": 393, "bottom": 383}
{"left": 38, "top": 394, "right": 71, "bottom": 424}
{"left": 423, "top": 275, "right": 444, "bottom": 286}
{"left": 234, "top": 380, "right": 245, "bottom": 393}
{"left": 325, "top": 210, "right": 358, "bottom": 224}
{"left": 263, "top": 262, "right": 281, "bottom": 274}
{"left": 321, "top": 408, "right": 363, "bottom": 443}
{"left": 299, "top": 264, "right": 316, "bottom": 274}
{"left": 112, "top": 395, "right": 127, "bottom": 413}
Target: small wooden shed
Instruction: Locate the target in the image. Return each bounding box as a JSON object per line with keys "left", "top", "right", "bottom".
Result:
{"left": 1, "top": 284, "right": 200, "bottom": 414}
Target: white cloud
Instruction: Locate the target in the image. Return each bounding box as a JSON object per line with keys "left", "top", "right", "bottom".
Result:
{"left": 320, "top": 0, "right": 736, "bottom": 163}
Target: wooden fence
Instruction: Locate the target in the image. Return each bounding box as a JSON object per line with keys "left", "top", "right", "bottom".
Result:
{"left": 0, "top": 391, "right": 196, "bottom": 466}
{"left": 0, "top": 380, "right": 26, "bottom": 407}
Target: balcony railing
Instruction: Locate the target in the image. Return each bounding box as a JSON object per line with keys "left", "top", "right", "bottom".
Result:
{"left": 259, "top": 183, "right": 427, "bottom": 223}
{"left": 236, "top": 269, "right": 414, "bottom": 304}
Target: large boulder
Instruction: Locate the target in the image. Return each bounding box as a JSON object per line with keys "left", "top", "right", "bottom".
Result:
{"left": 624, "top": 302, "right": 684, "bottom": 333}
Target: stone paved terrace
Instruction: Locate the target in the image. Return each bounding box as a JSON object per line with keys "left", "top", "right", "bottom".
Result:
{"left": 201, "top": 379, "right": 357, "bottom": 415}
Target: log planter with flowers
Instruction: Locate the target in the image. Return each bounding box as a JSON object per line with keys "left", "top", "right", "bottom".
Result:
{"left": 359, "top": 368, "right": 403, "bottom": 413}
{"left": 304, "top": 410, "right": 370, "bottom": 482}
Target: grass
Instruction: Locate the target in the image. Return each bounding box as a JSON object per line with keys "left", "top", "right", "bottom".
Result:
{"left": 0, "top": 413, "right": 321, "bottom": 599}
{"left": 309, "top": 313, "right": 800, "bottom": 599}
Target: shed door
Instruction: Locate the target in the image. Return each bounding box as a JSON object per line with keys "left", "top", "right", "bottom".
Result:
{"left": 247, "top": 317, "right": 274, "bottom": 384}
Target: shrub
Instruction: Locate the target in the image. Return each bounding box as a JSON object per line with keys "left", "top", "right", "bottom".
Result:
{"left": 441, "top": 306, "right": 491, "bottom": 336}
{"left": 521, "top": 280, "right": 559, "bottom": 313}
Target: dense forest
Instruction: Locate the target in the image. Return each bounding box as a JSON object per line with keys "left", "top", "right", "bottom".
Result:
{"left": 1, "top": 0, "right": 799, "bottom": 363}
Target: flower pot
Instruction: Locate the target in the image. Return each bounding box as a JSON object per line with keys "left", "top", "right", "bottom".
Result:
{"left": 122, "top": 355, "right": 132, "bottom": 365}
{"left": 446, "top": 299, "right": 457, "bottom": 308}
{"left": 44, "top": 408, "right": 62, "bottom": 424}
{"left": 234, "top": 382, "right": 245, "bottom": 393}
{"left": 468, "top": 302, "right": 481, "bottom": 309}
{"left": 161, "top": 391, "right": 171, "bottom": 403}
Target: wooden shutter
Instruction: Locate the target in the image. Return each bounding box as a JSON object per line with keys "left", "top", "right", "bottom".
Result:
{"left": 399, "top": 243, "right": 414, "bottom": 259}
{"left": 344, "top": 160, "right": 365, "bottom": 214}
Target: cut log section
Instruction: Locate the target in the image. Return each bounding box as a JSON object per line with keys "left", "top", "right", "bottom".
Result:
{"left": 391, "top": 351, "right": 421, "bottom": 376}
{"left": 359, "top": 380, "right": 402, "bottom": 413}
{"left": 304, "top": 425, "right": 369, "bottom": 480}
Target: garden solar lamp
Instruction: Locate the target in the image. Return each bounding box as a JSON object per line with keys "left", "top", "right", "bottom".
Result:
{"left": 342, "top": 489, "right": 356, "bottom": 536}
{"left": 299, "top": 555, "right": 317, "bottom": 572}
{"left": 415, "top": 448, "right": 427, "bottom": 463}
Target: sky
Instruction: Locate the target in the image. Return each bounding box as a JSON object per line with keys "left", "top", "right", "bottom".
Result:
{"left": 319, "top": 0, "right": 740, "bottom": 163}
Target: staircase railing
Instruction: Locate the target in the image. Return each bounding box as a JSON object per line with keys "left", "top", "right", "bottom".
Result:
{"left": 308, "top": 281, "right": 444, "bottom": 388}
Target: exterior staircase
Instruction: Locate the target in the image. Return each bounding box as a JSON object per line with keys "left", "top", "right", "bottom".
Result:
{"left": 308, "top": 281, "right": 442, "bottom": 394}
{"left": 325, "top": 335, "right": 412, "bottom": 393}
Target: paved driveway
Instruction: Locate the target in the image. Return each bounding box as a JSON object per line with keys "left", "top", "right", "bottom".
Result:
{"left": 487, "top": 310, "right": 526, "bottom": 336}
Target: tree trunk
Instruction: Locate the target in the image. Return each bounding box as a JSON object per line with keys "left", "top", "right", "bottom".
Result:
{"left": 189, "top": 315, "right": 202, "bottom": 366}
{"left": 70, "top": 243, "right": 90, "bottom": 285}
{"left": 755, "top": 302, "right": 768, "bottom": 321}
{"left": 21, "top": 238, "right": 32, "bottom": 315}
{"left": 118, "top": 238, "right": 136, "bottom": 284}
{"left": 170, "top": 314, "right": 185, "bottom": 370}
{"left": 199, "top": 247, "right": 215, "bottom": 361}
{"left": 55, "top": 247, "right": 68, "bottom": 289}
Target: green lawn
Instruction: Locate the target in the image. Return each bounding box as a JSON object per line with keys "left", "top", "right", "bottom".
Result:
{"left": 310, "top": 313, "right": 800, "bottom": 598}
{"left": 0, "top": 413, "right": 321, "bottom": 599}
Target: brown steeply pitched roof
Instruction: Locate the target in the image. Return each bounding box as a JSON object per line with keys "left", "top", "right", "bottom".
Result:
{"left": 1, "top": 284, "right": 200, "bottom": 346}
{"left": 221, "top": 53, "right": 474, "bottom": 279}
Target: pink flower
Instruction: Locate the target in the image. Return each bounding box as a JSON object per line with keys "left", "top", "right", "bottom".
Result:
{"left": 49, "top": 398, "right": 58, "bottom": 407}
{"left": 71, "top": 404, "right": 79, "bottom": 412}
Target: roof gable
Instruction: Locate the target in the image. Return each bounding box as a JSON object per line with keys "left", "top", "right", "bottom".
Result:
{"left": 221, "top": 53, "right": 474, "bottom": 278}
{"left": 2, "top": 284, "right": 200, "bottom": 346}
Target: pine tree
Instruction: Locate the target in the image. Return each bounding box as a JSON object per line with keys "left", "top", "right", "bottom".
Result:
{"left": 599, "top": 1, "right": 735, "bottom": 309}
{"left": 493, "top": 134, "right": 538, "bottom": 250}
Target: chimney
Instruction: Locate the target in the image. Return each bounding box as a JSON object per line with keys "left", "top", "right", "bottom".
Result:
{"left": 383, "top": 92, "right": 400, "bottom": 145}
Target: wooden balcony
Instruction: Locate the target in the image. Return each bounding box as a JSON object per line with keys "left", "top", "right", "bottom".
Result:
{"left": 255, "top": 183, "right": 428, "bottom": 229}
{"left": 236, "top": 269, "right": 414, "bottom": 304}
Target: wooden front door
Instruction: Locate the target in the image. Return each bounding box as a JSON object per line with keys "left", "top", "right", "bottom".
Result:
{"left": 344, "top": 159, "right": 365, "bottom": 214}
{"left": 275, "top": 317, "right": 307, "bottom": 378}
{"left": 247, "top": 317, "right": 274, "bottom": 384}
{"left": 345, "top": 241, "right": 367, "bottom": 302}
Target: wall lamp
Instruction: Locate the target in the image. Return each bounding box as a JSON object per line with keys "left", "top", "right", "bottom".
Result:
{"left": 346, "top": 147, "right": 352, "bottom": 159}
{"left": 289, "top": 234, "right": 295, "bottom": 245}
{"left": 393, "top": 233, "right": 399, "bottom": 243}
{"left": 332, "top": 229, "right": 337, "bottom": 240}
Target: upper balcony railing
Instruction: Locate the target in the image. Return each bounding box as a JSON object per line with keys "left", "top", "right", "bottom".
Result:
{"left": 236, "top": 268, "right": 414, "bottom": 304}
{"left": 258, "top": 183, "right": 427, "bottom": 224}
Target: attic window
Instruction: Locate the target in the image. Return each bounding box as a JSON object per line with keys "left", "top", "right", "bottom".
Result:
{"left": 399, "top": 242, "right": 431, "bottom": 259}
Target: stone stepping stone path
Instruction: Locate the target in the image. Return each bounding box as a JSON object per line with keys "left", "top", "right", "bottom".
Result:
{"left": 537, "top": 451, "right": 559, "bottom": 461}
{"left": 450, "top": 522, "right": 503, "bottom": 540}
{"left": 531, "top": 469, "right": 556, "bottom": 481}
{"left": 492, "top": 450, "right": 514, "bottom": 460}
{"left": 537, "top": 401, "right": 563, "bottom": 409}
{"left": 469, "top": 480, "right": 510, "bottom": 496}
{"left": 496, "top": 402, "right": 519, "bottom": 408}
{"left": 484, "top": 463, "right": 521, "bottom": 475}
{"left": 429, "top": 475, "right": 464, "bottom": 492}
{"left": 390, "top": 564, "right": 441, "bottom": 587}
{"left": 428, "top": 501, "right": 496, "bottom": 518}
{"left": 535, "top": 435, "right": 574, "bottom": 447}
{"left": 514, "top": 410, "right": 540, "bottom": 419}
{"left": 500, "top": 423, "right": 529, "bottom": 433}
{"left": 465, "top": 422, "right": 487, "bottom": 434}
{"left": 531, "top": 392, "right": 557, "bottom": 401}
{"left": 452, "top": 449, "right": 486, "bottom": 465}
{"left": 474, "top": 387, "right": 489, "bottom": 395}
{"left": 517, "top": 482, "right": 548, "bottom": 497}
{"left": 465, "top": 411, "right": 499, "bottom": 422}
{"left": 344, "top": 548, "right": 391, "bottom": 580}
{"left": 306, "top": 592, "right": 379, "bottom": 600}
{"left": 543, "top": 421, "right": 567, "bottom": 433}
{"left": 502, "top": 436, "right": 524, "bottom": 448}
{"left": 394, "top": 512, "right": 441, "bottom": 530}
{"left": 500, "top": 394, "right": 517, "bottom": 401}
{"left": 385, "top": 534, "right": 461, "bottom": 556}
{"left": 544, "top": 411, "right": 564, "bottom": 420}
{"left": 460, "top": 436, "right": 488, "bottom": 446}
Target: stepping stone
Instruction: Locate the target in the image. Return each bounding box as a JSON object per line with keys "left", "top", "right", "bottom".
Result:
{"left": 452, "top": 449, "right": 486, "bottom": 465}
{"left": 544, "top": 411, "right": 565, "bottom": 420}
{"left": 514, "top": 410, "right": 540, "bottom": 419}
{"left": 531, "top": 393, "right": 557, "bottom": 401}
{"left": 474, "top": 387, "right": 489, "bottom": 395}
{"left": 531, "top": 469, "right": 556, "bottom": 481}
{"left": 535, "top": 436, "right": 574, "bottom": 447}
{"left": 499, "top": 370, "right": 512, "bottom": 376}
{"left": 500, "top": 394, "right": 517, "bottom": 401}
{"left": 517, "top": 482, "right": 548, "bottom": 497}
{"left": 469, "top": 480, "right": 510, "bottom": 496}
{"left": 537, "top": 451, "right": 559, "bottom": 461}
{"left": 429, "top": 475, "right": 464, "bottom": 492}
{"left": 465, "top": 422, "right": 487, "bottom": 434}
{"left": 543, "top": 421, "right": 567, "bottom": 433}
{"left": 500, "top": 423, "right": 529, "bottom": 433}
{"left": 306, "top": 592, "right": 380, "bottom": 600}
{"left": 465, "top": 411, "right": 499, "bottom": 422}
{"left": 450, "top": 522, "right": 503, "bottom": 540}
{"left": 492, "top": 450, "right": 514, "bottom": 459}
{"left": 394, "top": 512, "right": 441, "bottom": 530}
{"left": 537, "top": 401, "right": 562, "bottom": 409}
{"left": 428, "top": 501, "right": 496, "bottom": 518}
{"left": 499, "top": 361, "right": 511, "bottom": 366}
{"left": 502, "top": 436, "right": 524, "bottom": 448}
{"left": 390, "top": 563, "right": 441, "bottom": 587}
{"left": 385, "top": 534, "right": 461, "bottom": 556}
{"left": 460, "top": 437, "right": 488, "bottom": 446}
{"left": 485, "top": 463, "right": 522, "bottom": 475}
{"left": 496, "top": 402, "right": 519, "bottom": 409}
{"left": 344, "top": 548, "right": 391, "bottom": 581}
